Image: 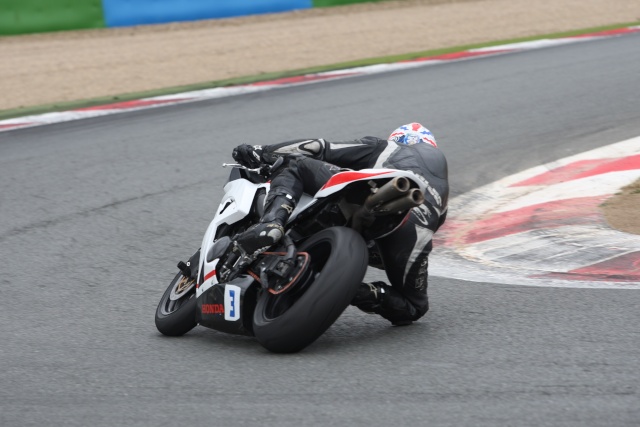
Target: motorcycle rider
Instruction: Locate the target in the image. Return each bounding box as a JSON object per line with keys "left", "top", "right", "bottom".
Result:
{"left": 231, "top": 123, "right": 449, "bottom": 326}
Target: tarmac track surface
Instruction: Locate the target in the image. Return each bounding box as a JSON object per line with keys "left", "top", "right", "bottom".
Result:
{"left": 1, "top": 33, "right": 639, "bottom": 426}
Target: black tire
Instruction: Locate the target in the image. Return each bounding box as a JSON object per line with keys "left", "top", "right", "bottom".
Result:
{"left": 253, "top": 226, "right": 368, "bottom": 353}
{"left": 155, "top": 272, "right": 197, "bottom": 336}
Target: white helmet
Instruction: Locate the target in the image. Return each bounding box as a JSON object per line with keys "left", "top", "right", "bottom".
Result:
{"left": 388, "top": 123, "right": 437, "bottom": 147}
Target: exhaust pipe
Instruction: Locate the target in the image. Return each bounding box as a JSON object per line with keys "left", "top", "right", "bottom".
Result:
{"left": 377, "top": 188, "right": 424, "bottom": 214}
{"left": 351, "top": 177, "right": 424, "bottom": 232}
{"left": 365, "top": 176, "right": 411, "bottom": 208}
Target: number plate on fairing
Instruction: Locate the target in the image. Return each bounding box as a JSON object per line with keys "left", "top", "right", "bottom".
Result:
{"left": 196, "top": 275, "right": 257, "bottom": 336}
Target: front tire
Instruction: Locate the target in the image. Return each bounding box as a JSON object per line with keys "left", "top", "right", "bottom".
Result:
{"left": 155, "top": 272, "right": 197, "bottom": 336}
{"left": 253, "top": 227, "right": 368, "bottom": 353}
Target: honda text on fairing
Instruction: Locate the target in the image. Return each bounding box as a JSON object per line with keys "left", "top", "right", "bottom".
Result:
{"left": 155, "top": 160, "right": 428, "bottom": 353}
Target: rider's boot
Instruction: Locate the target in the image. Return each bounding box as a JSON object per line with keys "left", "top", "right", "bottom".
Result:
{"left": 351, "top": 281, "right": 386, "bottom": 313}
{"left": 234, "top": 195, "right": 295, "bottom": 257}
{"left": 351, "top": 281, "right": 413, "bottom": 326}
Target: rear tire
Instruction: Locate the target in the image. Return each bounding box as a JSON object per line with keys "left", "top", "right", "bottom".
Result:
{"left": 252, "top": 227, "right": 368, "bottom": 353}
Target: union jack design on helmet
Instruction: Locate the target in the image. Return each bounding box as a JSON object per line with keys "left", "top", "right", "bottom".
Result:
{"left": 388, "top": 122, "right": 437, "bottom": 147}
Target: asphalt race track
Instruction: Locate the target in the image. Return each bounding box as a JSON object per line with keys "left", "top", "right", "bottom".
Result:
{"left": 1, "top": 33, "right": 639, "bottom": 426}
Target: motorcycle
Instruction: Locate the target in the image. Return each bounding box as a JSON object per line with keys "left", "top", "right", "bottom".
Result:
{"left": 155, "top": 159, "right": 426, "bottom": 353}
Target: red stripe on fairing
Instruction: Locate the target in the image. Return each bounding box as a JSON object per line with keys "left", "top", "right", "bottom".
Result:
{"left": 531, "top": 251, "right": 640, "bottom": 282}
{"left": 77, "top": 99, "right": 192, "bottom": 111}
{"left": 203, "top": 270, "right": 217, "bottom": 282}
{"left": 511, "top": 154, "right": 640, "bottom": 187}
{"left": 441, "top": 195, "right": 608, "bottom": 245}
{"left": 319, "top": 171, "right": 393, "bottom": 190}
{"left": 250, "top": 73, "right": 359, "bottom": 86}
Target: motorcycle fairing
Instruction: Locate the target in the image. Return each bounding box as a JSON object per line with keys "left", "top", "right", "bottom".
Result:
{"left": 318, "top": 170, "right": 393, "bottom": 193}
{"left": 314, "top": 169, "right": 428, "bottom": 199}
{"left": 196, "top": 275, "right": 257, "bottom": 336}
{"left": 214, "top": 179, "right": 270, "bottom": 227}
{"left": 197, "top": 179, "right": 269, "bottom": 297}
{"left": 197, "top": 180, "right": 315, "bottom": 296}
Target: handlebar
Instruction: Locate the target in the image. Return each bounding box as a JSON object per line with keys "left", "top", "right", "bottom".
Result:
{"left": 222, "top": 163, "right": 263, "bottom": 173}
{"left": 222, "top": 156, "right": 284, "bottom": 177}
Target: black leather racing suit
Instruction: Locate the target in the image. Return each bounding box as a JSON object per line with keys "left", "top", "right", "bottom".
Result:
{"left": 261, "top": 136, "right": 449, "bottom": 324}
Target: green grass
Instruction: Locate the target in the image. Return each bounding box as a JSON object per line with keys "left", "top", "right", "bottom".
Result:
{"left": 2, "top": 20, "right": 638, "bottom": 121}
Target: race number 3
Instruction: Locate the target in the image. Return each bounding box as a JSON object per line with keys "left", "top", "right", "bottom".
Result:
{"left": 224, "top": 285, "right": 241, "bottom": 321}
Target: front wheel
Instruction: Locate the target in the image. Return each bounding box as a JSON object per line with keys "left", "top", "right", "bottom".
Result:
{"left": 155, "top": 271, "right": 197, "bottom": 336}
{"left": 252, "top": 227, "right": 368, "bottom": 353}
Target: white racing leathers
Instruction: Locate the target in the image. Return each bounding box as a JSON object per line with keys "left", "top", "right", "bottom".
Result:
{"left": 261, "top": 136, "right": 449, "bottom": 323}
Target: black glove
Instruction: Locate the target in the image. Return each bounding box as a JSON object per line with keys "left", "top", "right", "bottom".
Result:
{"left": 232, "top": 144, "right": 264, "bottom": 169}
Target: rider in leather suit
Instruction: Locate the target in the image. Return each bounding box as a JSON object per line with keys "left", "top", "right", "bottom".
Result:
{"left": 232, "top": 123, "right": 449, "bottom": 326}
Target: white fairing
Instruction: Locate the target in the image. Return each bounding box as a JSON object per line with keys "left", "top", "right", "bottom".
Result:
{"left": 197, "top": 179, "right": 269, "bottom": 297}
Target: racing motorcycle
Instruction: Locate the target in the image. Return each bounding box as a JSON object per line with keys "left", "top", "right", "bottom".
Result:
{"left": 155, "top": 159, "right": 426, "bottom": 353}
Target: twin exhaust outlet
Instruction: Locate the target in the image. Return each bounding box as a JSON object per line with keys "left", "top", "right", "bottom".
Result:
{"left": 365, "top": 176, "right": 425, "bottom": 213}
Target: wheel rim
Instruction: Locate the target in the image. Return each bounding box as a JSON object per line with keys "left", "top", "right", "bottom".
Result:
{"left": 262, "top": 240, "right": 332, "bottom": 320}
{"left": 169, "top": 275, "right": 195, "bottom": 300}
{"left": 160, "top": 275, "right": 196, "bottom": 316}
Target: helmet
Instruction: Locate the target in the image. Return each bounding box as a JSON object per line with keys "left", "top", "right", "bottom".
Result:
{"left": 388, "top": 123, "right": 437, "bottom": 147}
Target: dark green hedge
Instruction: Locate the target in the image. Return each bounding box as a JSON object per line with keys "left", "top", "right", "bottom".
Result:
{"left": 0, "top": 0, "right": 104, "bottom": 35}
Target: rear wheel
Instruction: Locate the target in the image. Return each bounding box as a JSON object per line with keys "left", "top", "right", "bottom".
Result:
{"left": 252, "top": 227, "right": 368, "bottom": 353}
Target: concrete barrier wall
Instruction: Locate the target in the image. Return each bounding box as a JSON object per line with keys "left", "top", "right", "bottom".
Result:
{"left": 0, "top": 0, "right": 386, "bottom": 35}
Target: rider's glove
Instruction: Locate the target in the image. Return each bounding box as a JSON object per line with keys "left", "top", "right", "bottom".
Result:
{"left": 232, "top": 144, "right": 264, "bottom": 169}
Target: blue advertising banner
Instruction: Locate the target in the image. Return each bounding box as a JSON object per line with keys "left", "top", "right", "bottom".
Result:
{"left": 102, "top": 0, "right": 313, "bottom": 27}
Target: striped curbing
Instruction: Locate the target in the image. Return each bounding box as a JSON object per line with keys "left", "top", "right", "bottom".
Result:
{"left": 431, "top": 136, "right": 640, "bottom": 289}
